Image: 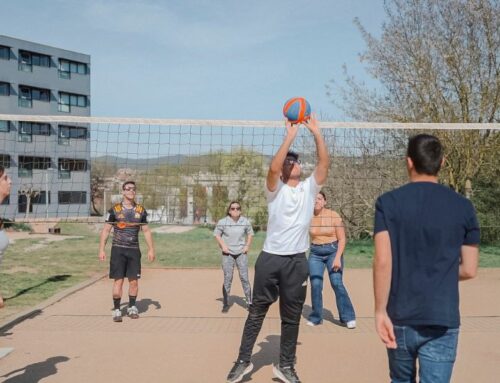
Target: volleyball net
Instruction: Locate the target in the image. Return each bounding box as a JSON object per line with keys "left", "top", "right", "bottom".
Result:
{"left": 0, "top": 114, "right": 498, "bottom": 240}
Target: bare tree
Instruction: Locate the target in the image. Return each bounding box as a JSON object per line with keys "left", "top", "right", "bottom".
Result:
{"left": 18, "top": 184, "right": 40, "bottom": 218}
{"left": 329, "top": 0, "right": 500, "bottom": 192}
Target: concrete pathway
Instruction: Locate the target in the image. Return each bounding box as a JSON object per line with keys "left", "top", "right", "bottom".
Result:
{"left": 0, "top": 268, "right": 498, "bottom": 382}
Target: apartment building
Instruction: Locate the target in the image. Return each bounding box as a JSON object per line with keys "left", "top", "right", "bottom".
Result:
{"left": 0, "top": 35, "right": 91, "bottom": 219}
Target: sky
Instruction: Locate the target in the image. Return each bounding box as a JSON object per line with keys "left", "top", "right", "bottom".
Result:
{"left": 1, "top": 0, "right": 387, "bottom": 121}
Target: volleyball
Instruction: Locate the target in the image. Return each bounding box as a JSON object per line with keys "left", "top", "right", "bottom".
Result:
{"left": 283, "top": 97, "right": 311, "bottom": 124}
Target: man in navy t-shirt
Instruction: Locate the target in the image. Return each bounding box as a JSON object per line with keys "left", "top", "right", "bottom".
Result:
{"left": 373, "top": 134, "right": 480, "bottom": 383}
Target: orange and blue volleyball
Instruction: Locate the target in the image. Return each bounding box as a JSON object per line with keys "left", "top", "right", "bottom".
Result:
{"left": 283, "top": 97, "right": 311, "bottom": 124}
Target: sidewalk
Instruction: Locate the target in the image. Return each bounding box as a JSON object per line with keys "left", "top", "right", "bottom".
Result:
{"left": 0, "top": 268, "right": 499, "bottom": 382}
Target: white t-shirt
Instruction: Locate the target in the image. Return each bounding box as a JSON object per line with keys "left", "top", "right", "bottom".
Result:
{"left": 263, "top": 174, "right": 322, "bottom": 255}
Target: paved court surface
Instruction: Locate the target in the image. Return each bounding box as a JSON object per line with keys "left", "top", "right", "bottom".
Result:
{"left": 0, "top": 268, "right": 499, "bottom": 382}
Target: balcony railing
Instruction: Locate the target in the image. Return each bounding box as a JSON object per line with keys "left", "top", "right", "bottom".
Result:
{"left": 18, "top": 168, "right": 32, "bottom": 178}
{"left": 58, "top": 170, "right": 71, "bottom": 179}
{"left": 58, "top": 70, "right": 71, "bottom": 79}
{"left": 18, "top": 63, "right": 32, "bottom": 72}
{"left": 18, "top": 98, "right": 32, "bottom": 108}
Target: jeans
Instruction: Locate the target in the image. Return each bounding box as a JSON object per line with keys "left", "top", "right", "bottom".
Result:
{"left": 222, "top": 253, "right": 252, "bottom": 305}
{"left": 238, "top": 251, "right": 309, "bottom": 367}
{"left": 388, "top": 325, "right": 459, "bottom": 383}
{"left": 308, "top": 243, "right": 356, "bottom": 324}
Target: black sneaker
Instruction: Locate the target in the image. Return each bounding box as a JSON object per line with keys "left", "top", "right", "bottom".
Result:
{"left": 222, "top": 304, "right": 230, "bottom": 313}
{"left": 226, "top": 360, "right": 253, "bottom": 383}
{"left": 273, "top": 364, "right": 301, "bottom": 383}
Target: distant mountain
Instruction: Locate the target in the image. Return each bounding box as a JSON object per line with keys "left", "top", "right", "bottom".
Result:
{"left": 91, "top": 155, "right": 188, "bottom": 170}
{"left": 91, "top": 151, "right": 275, "bottom": 170}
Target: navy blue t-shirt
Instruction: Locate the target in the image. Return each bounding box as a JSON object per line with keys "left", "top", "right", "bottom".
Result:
{"left": 374, "top": 182, "right": 480, "bottom": 328}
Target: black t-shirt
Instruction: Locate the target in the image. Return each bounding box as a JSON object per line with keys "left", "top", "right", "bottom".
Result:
{"left": 106, "top": 203, "right": 148, "bottom": 249}
{"left": 374, "top": 182, "right": 480, "bottom": 328}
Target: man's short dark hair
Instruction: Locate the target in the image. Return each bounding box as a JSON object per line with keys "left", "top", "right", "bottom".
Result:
{"left": 286, "top": 151, "right": 299, "bottom": 161}
{"left": 122, "top": 181, "right": 136, "bottom": 190}
{"left": 407, "top": 134, "right": 443, "bottom": 176}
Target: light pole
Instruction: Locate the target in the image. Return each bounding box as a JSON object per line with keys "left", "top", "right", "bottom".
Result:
{"left": 45, "top": 168, "right": 54, "bottom": 219}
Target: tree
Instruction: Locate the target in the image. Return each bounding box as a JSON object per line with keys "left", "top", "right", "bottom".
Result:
{"left": 210, "top": 184, "right": 229, "bottom": 222}
{"left": 330, "top": 0, "right": 499, "bottom": 192}
{"left": 18, "top": 184, "right": 40, "bottom": 218}
{"left": 220, "top": 148, "right": 268, "bottom": 226}
{"left": 193, "top": 183, "right": 208, "bottom": 223}
{"left": 90, "top": 160, "right": 117, "bottom": 215}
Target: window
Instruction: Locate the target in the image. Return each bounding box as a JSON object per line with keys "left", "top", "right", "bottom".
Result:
{"left": 58, "top": 92, "right": 88, "bottom": 112}
{"left": 32, "top": 191, "right": 51, "bottom": 205}
{"left": 18, "top": 155, "right": 51, "bottom": 177}
{"left": 0, "top": 121, "right": 10, "bottom": 132}
{"left": 0, "top": 45, "right": 10, "bottom": 60}
{"left": 58, "top": 158, "right": 87, "bottom": 178}
{"left": 32, "top": 88, "right": 50, "bottom": 102}
{"left": 58, "top": 125, "right": 88, "bottom": 144}
{"left": 0, "top": 154, "right": 10, "bottom": 168}
{"left": 18, "top": 85, "right": 51, "bottom": 108}
{"left": 0, "top": 82, "right": 9, "bottom": 96}
{"left": 58, "top": 191, "right": 86, "bottom": 204}
{"left": 32, "top": 123, "right": 51, "bottom": 135}
{"left": 18, "top": 50, "right": 51, "bottom": 71}
{"left": 58, "top": 158, "right": 87, "bottom": 171}
{"left": 18, "top": 122, "right": 51, "bottom": 141}
{"left": 59, "top": 59, "right": 88, "bottom": 78}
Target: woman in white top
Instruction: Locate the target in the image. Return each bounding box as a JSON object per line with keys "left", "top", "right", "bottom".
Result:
{"left": 0, "top": 165, "right": 12, "bottom": 308}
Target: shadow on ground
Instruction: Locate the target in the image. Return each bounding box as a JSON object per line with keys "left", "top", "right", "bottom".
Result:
{"left": 241, "top": 335, "right": 282, "bottom": 382}
{"left": 0, "top": 356, "right": 70, "bottom": 383}
{"left": 4, "top": 275, "right": 72, "bottom": 302}
{"left": 119, "top": 298, "right": 162, "bottom": 314}
{"left": 215, "top": 295, "right": 248, "bottom": 312}
{"left": 0, "top": 309, "right": 43, "bottom": 337}
{"left": 302, "top": 304, "right": 345, "bottom": 327}
{"left": 136, "top": 298, "right": 162, "bottom": 313}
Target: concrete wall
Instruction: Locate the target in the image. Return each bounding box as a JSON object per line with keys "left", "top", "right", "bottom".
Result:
{"left": 0, "top": 35, "right": 91, "bottom": 220}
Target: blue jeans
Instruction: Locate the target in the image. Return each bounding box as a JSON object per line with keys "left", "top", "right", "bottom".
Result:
{"left": 388, "top": 325, "right": 459, "bottom": 383}
{"left": 308, "top": 243, "right": 356, "bottom": 324}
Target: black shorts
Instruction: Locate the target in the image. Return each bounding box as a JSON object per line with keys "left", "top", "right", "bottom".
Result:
{"left": 109, "top": 246, "right": 142, "bottom": 280}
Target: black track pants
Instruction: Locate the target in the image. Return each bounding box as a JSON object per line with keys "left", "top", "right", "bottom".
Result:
{"left": 237, "top": 251, "right": 309, "bottom": 367}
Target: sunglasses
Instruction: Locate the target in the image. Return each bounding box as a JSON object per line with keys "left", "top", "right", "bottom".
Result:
{"left": 285, "top": 158, "right": 301, "bottom": 165}
{"left": 124, "top": 187, "right": 136, "bottom": 192}
{"left": 230, "top": 207, "right": 241, "bottom": 211}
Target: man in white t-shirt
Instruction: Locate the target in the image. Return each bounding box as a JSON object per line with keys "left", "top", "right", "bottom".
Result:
{"left": 226, "top": 115, "right": 329, "bottom": 383}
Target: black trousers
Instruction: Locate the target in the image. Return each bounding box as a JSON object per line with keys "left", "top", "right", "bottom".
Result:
{"left": 237, "top": 251, "right": 309, "bottom": 367}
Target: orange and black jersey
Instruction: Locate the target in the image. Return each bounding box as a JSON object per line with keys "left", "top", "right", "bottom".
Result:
{"left": 106, "top": 203, "right": 148, "bottom": 249}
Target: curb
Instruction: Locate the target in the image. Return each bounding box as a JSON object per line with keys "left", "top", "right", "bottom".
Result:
{"left": 0, "top": 273, "right": 106, "bottom": 334}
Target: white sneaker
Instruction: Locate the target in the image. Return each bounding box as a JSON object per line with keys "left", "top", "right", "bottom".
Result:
{"left": 127, "top": 305, "right": 139, "bottom": 319}
{"left": 346, "top": 320, "right": 356, "bottom": 329}
{"left": 112, "top": 309, "right": 122, "bottom": 322}
{"left": 306, "top": 320, "right": 321, "bottom": 327}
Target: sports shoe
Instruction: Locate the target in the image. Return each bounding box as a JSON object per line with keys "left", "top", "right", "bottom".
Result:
{"left": 306, "top": 320, "right": 322, "bottom": 327}
{"left": 346, "top": 320, "right": 356, "bottom": 329}
{"left": 112, "top": 309, "right": 122, "bottom": 323}
{"left": 222, "top": 304, "right": 230, "bottom": 313}
{"left": 273, "top": 364, "right": 301, "bottom": 383}
{"left": 127, "top": 306, "right": 139, "bottom": 319}
{"left": 226, "top": 360, "right": 253, "bottom": 383}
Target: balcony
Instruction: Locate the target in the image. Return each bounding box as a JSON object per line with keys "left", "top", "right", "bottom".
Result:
{"left": 18, "top": 168, "right": 32, "bottom": 178}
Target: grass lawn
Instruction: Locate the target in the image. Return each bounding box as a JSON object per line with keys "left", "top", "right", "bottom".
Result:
{"left": 0, "top": 224, "right": 498, "bottom": 322}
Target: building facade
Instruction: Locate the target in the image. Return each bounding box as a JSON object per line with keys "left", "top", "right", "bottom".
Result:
{"left": 0, "top": 35, "right": 91, "bottom": 219}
